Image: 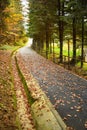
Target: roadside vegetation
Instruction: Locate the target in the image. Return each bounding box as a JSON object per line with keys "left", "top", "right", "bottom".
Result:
{"left": 28, "top": 0, "right": 87, "bottom": 78}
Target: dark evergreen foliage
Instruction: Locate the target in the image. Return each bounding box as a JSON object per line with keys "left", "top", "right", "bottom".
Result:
{"left": 27, "top": 0, "right": 87, "bottom": 65}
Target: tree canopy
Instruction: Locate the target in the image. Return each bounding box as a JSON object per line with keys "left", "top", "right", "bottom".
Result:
{"left": 0, "top": 0, "right": 24, "bottom": 45}
{"left": 27, "top": 0, "right": 87, "bottom": 66}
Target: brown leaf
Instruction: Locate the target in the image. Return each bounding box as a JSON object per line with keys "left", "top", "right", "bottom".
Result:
{"left": 85, "top": 121, "right": 87, "bottom": 128}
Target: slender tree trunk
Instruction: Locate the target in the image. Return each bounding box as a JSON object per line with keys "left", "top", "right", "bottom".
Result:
{"left": 59, "top": 21, "right": 64, "bottom": 63}
{"left": 81, "top": 16, "right": 84, "bottom": 68}
{"left": 58, "top": 0, "right": 64, "bottom": 63}
{"left": 45, "top": 24, "right": 49, "bottom": 59}
{"left": 53, "top": 39, "right": 55, "bottom": 62}
{"left": 81, "top": 0, "right": 85, "bottom": 68}
{"left": 41, "top": 39, "right": 44, "bottom": 50}
{"left": 68, "top": 39, "right": 70, "bottom": 69}
{"left": 72, "top": 17, "right": 76, "bottom": 65}
{"left": 50, "top": 38, "right": 52, "bottom": 53}
{"left": 46, "top": 31, "right": 49, "bottom": 49}
{"left": 32, "top": 39, "right": 36, "bottom": 50}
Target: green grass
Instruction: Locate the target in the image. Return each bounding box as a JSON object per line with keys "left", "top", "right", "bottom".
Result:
{"left": 76, "top": 62, "right": 87, "bottom": 71}
{"left": 53, "top": 47, "right": 60, "bottom": 54}
{"left": 43, "top": 43, "right": 80, "bottom": 57}
{"left": 0, "top": 45, "right": 20, "bottom": 51}
{"left": 52, "top": 45, "right": 81, "bottom": 58}
{"left": 83, "top": 63, "right": 87, "bottom": 71}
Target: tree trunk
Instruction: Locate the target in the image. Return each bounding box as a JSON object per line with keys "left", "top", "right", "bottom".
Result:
{"left": 58, "top": 0, "right": 64, "bottom": 63}
{"left": 72, "top": 17, "right": 76, "bottom": 65}
{"left": 45, "top": 24, "right": 49, "bottom": 59}
{"left": 81, "top": 16, "right": 84, "bottom": 68}
{"left": 81, "top": 0, "right": 85, "bottom": 68}
{"left": 59, "top": 21, "right": 64, "bottom": 63}
{"left": 50, "top": 38, "right": 52, "bottom": 53}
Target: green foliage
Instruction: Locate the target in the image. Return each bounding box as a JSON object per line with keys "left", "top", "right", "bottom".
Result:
{"left": 0, "top": 45, "right": 20, "bottom": 51}
{"left": 0, "top": 0, "right": 24, "bottom": 45}
{"left": 28, "top": 0, "right": 57, "bottom": 40}
{"left": 76, "top": 62, "right": 87, "bottom": 71}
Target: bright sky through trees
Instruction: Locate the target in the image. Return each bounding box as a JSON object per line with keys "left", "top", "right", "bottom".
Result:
{"left": 20, "top": 0, "right": 29, "bottom": 31}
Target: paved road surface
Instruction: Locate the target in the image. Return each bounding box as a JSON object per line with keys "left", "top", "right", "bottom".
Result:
{"left": 19, "top": 46, "right": 87, "bottom": 130}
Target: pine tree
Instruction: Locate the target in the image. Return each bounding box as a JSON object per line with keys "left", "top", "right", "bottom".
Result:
{"left": 28, "top": 0, "right": 57, "bottom": 54}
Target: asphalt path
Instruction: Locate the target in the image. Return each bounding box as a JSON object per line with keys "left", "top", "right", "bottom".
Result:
{"left": 19, "top": 46, "right": 87, "bottom": 130}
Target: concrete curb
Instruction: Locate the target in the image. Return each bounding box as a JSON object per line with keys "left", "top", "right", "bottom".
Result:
{"left": 16, "top": 54, "right": 67, "bottom": 130}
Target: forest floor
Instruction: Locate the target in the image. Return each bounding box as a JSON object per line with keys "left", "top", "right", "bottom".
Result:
{"left": 0, "top": 50, "right": 36, "bottom": 130}
{"left": 0, "top": 50, "right": 18, "bottom": 130}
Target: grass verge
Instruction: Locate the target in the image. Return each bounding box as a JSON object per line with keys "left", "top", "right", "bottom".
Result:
{"left": 15, "top": 56, "right": 36, "bottom": 106}
{"left": 9, "top": 55, "right": 22, "bottom": 130}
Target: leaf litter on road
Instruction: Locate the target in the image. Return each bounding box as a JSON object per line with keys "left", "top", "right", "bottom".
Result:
{"left": 18, "top": 47, "right": 87, "bottom": 130}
